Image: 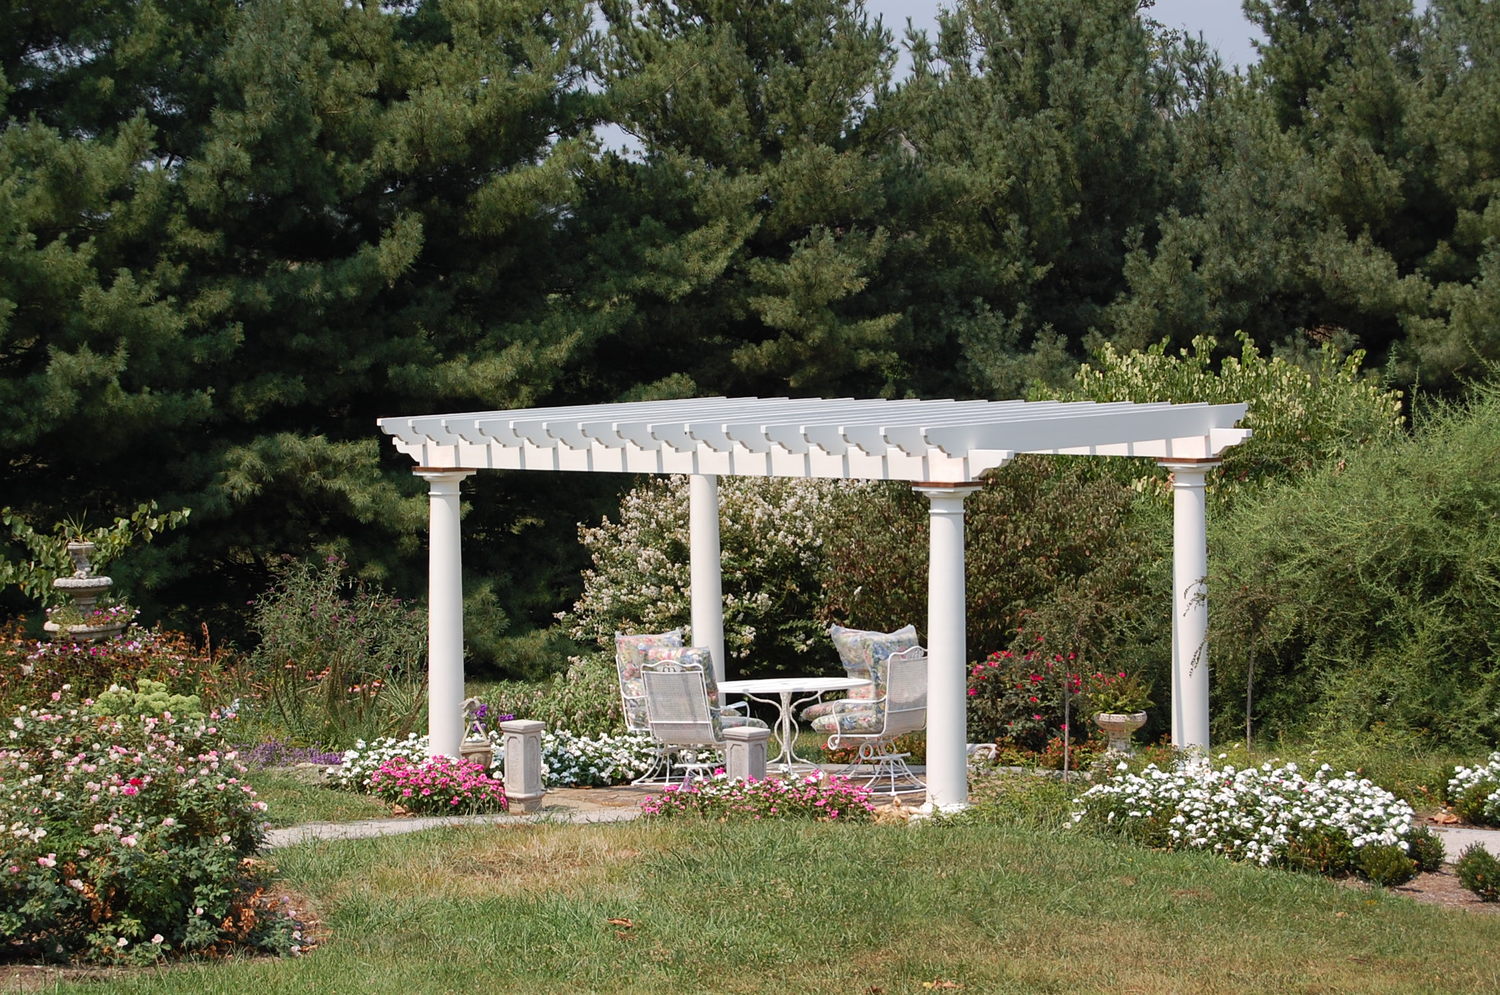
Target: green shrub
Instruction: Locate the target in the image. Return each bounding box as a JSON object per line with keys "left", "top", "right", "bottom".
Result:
{"left": 90, "top": 678, "right": 204, "bottom": 721}
{"left": 1284, "top": 826, "right": 1357, "bottom": 877}
{"left": 1407, "top": 826, "right": 1446, "bottom": 873}
{"left": 1051, "top": 332, "right": 1404, "bottom": 493}
{"left": 1355, "top": 844, "right": 1419, "bottom": 886}
{"left": 247, "top": 555, "right": 427, "bottom": 748}
{"left": 1210, "top": 387, "right": 1500, "bottom": 747}
{"left": 0, "top": 689, "right": 299, "bottom": 963}
{"left": 1455, "top": 845, "right": 1500, "bottom": 901}
{"left": 484, "top": 653, "right": 622, "bottom": 737}
{"left": 818, "top": 459, "right": 1165, "bottom": 679}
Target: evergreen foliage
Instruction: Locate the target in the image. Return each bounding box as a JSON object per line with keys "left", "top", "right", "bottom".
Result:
{"left": 5, "top": 0, "right": 1500, "bottom": 715}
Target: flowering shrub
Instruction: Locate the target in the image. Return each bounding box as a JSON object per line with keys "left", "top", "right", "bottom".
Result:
{"left": 1073, "top": 758, "right": 1419, "bottom": 881}
{"left": 367, "top": 755, "right": 507, "bottom": 815}
{"left": 1447, "top": 752, "right": 1500, "bottom": 826}
{"left": 640, "top": 770, "right": 876, "bottom": 823}
{"left": 0, "top": 688, "right": 300, "bottom": 963}
{"left": 561, "top": 475, "right": 846, "bottom": 676}
{"left": 330, "top": 734, "right": 443, "bottom": 791}
{"left": 540, "top": 729, "right": 661, "bottom": 787}
{"left": 90, "top": 678, "right": 204, "bottom": 722}
{"left": 966, "top": 640, "right": 1084, "bottom": 751}
{"left": 248, "top": 554, "right": 427, "bottom": 747}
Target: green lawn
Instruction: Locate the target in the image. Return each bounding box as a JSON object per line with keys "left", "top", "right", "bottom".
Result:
{"left": 23, "top": 806, "right": 1500, "bottom": 994}
{"left": 248, "top": 769, "right": 394, "bottom": 828}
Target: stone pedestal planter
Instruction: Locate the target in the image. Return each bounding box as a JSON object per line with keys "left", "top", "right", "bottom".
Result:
{"left": 1094, "top": 711, "right": 1148, "bottom": 754}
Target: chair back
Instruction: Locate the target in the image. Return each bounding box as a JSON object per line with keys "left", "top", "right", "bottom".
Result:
{"left": 615, "top": 631, "right": 682, "bottom": 733}
{"left": 642, "top": 659, "right": 720, "bottom": 746}
{"left": 881, "top": 645, "right": 928, "bottom": 737}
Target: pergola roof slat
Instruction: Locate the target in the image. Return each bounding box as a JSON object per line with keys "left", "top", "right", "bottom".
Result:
{"left": 378, "top": 395, "right": 1249, "bottom": 482}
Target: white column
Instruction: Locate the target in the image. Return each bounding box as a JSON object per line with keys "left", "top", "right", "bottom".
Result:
{"left": 416, "top": 468, "right": 475, "bottom": 759}
{"left": 689, "top": 473, "right": 727, "bottom": 684}
{"left": 914, "top": 482, "right": 982, "bottom": 813}
{"left": 1160, "top": 460, "right": 1217, "bottom": 750}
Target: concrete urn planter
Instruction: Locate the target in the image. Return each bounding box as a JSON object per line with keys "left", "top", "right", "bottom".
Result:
{"left": 458, "top": 739, "right": 494, "bottom": 770}
{"left": 1094, "top": 711, "right": 1148, "bottom": 755}
{"left": 42, "top": 541, "right": 127, "bottom": 643}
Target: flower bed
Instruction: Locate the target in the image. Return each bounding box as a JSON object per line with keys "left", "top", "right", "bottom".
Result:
{"left": 367, "top": 755, "right": 506, "bottom": 815}
{"left": 640, "top": 770, "right": 877, "bottom": 823}
{"left": 1073, "top": 757, "right": 1421, "bottom": 881}
{"left": 332, "top": 728, "right": 662, "bottom": 792}
{"left": 0, "top": 688, "right": 300, "bottom": 962}
{"left": 1448, "top": 752, "right": 1500, "bottom": 826}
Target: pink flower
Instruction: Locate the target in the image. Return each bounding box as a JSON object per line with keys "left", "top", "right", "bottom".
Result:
{"left": 120, "top": 835, "right": 138, "bottom": 847}
{"left": 36, "top": 854, "right": 57, "bottom": 868}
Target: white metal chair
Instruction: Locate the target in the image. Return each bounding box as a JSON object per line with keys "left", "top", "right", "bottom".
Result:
{"left": 641, "top": 656, "right": 767, "bottom": 785}
{"left": 614, "top": 630, "right": 682, "bottom": 785}
{"left": 812, "top": 644, "right": 928, "bottom": 796}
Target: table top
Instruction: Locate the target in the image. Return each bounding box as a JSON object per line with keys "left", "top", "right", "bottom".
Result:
{"left": 720, "top": 676, "right": 869, "bottom": 695}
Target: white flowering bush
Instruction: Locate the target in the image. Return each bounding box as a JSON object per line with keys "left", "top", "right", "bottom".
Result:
{"left": 1448, "top": 752, "right": 1500, "bottom": 826}
{"left": 561, "top": 475, "right": 848, "bottom": 675}
{"left": 1, "top": 689, "right": 301, "bottom": 963}
{"left": 332, "top": 728, "right": 662, "bottom": 791}
{"left": 331, "top": 733, "right": 435, "bottom": 791}
{"left": 1073, "top": 757, "right": 1419, "bottom": 880}
{"left": 540, "top": 729, "right": 668, "bottom": 788}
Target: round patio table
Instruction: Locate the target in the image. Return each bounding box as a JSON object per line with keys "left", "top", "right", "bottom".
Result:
{"left": 718, "top": 676, "right": 870, "bottom": 773}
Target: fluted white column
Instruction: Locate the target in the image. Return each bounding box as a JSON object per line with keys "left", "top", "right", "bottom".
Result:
{"left": 914, "top": 482, "right": 982, "bottom": 813}
{"left": 417, "top": 468, "right": 475, "bottom": 759}
{"left": 1160, "top": 460, "right": 1217, "bottom": 750}
{"left": 689, "top": 473, "right": 727, "bottom": 684}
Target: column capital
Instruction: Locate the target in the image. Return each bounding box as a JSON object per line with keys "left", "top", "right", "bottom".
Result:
{"left": 1157, "top": 458, "right": 1220, "bottom": 472}
{"left": 414, "top": 466, "right": 478, "bottom": 479}
{"left": 414, "top": 468, "right": 477, "bottom": 495}
{"left": 913, "top": 481, "right": 983, "bottom": 498}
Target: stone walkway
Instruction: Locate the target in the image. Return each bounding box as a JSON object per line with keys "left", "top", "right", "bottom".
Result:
{"left": 265, "top": 785, "right": 651, "bottom": 847}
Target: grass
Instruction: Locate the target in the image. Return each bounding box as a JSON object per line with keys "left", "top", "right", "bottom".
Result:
{"left": 246, "top": 769, "right": 393, "bottom": 828}
{"left": 20, "top": 782, "right": 1500, "bottom": 995}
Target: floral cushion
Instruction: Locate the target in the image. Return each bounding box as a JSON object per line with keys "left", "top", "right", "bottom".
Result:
{"left": 810, "top": 704, "right": 883, "bottom": 735}
{"left": 615, "top": 630, "right": 683, "bottom": 730}
{"left": 801, "top": 623, "right": 919, "bottom": 721}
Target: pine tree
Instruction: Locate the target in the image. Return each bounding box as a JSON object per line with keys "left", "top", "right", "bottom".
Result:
{"left": 589, "top": 0, "right": 908, "bottom": 397}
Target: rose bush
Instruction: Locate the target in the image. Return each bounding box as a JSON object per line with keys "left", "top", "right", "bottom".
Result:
{"left": 0, "top": 687, "right": 300, "bottom": 963}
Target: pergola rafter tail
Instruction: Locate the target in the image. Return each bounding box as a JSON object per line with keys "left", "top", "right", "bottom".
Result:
{"left": 379, "top": 395, "right": 1249, "bottom": 813}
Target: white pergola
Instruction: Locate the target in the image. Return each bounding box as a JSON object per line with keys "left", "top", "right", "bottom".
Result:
{"left": 377, "top": 395, "right": 1249, "bottom": 812}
